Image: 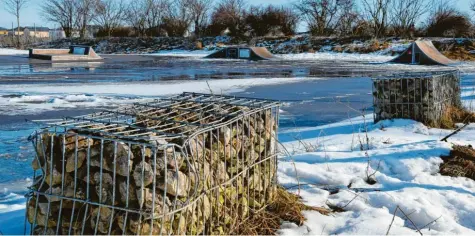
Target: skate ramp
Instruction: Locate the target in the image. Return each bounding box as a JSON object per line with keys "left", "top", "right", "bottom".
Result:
{"left": 29, "top": 45, "right": 102, "bottom": 61}
{"left": 206, "top": 47, "right": 275, "bottom": 60}
{"left": 250, "top": 47, "right": 275, "bottom": 60}
{"left": 390, "top": 40, "right": 456, "bottom": 66}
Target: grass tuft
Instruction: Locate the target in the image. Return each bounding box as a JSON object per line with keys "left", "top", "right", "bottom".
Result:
{"left": 233, "top": 187, "right": 331, "bottom": 235}
{"left": 437, "top": 106, "right": 475, "bottom": 129}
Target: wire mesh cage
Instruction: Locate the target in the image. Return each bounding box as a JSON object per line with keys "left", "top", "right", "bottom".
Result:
{"left": 26, "top": 92, "right": 280, "bottom": 235}
{"left": 372, "top": 70, "right": 461, "bottom": 125}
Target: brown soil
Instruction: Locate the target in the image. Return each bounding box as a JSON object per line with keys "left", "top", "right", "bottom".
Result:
{"left": 440, "top": 145, "right": 475, "bottom": 180}
{"left": 233, "top": 187, "right": 331, "bottom": 235}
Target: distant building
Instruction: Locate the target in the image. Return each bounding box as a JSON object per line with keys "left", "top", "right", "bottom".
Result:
{"left": 9, "top": 26, "right": 50, "bottom": 38}
{"left": 0, "top": 27, "right": 8, "bottom": 36}
{"left": 25, "top": 27, "right": 50, "bottom": 38}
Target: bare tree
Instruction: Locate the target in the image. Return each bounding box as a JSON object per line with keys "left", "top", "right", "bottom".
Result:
{"left": 125, "top": 0, "right": 150, "bottom": 36}
{"left": 430, "top": 0, "right": 456, "bottom": 13}
{"left": 145, "top": 0, "right": 171, "bottom": 36}
{"left": 390, "top": 0, "right": 428, "bottom": 37}
{"left": 185, "top": 0, "right": 213, "bottom": 37}
{"left": 294, "top": 0, "right": 339, "bottom": 36}
{"left": 75, "top": 0, "right": 98, "bottom": 38}
{"left": 162, "top": 0, "right": 193, "bottom": 37}
{"left": 361, "top": 0, "right": 392, "bottom": 38}
{"left": 94, "top": 0, "right": 125, "bottom": 37}
{"left": 426, "top": 0, "right": 471, "bottom": 37}
{"left": 334, "top": 0, "right": 361, "bottom": 36}
{"left": 208, "top": 0, "right": 247, "bottom": 36}
{"left": 244, "top": 5, "right": 299, "bottom": 37}
{"left": 42, "top": 0, "right": 77, "bottom": 38}
{"left": 3, "top": 0, "right": 30, "bottom": 47}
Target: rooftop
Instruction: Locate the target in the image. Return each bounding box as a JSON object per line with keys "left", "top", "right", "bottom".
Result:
{"left": 10, "top": 26, "right": 50, "bottom": 32}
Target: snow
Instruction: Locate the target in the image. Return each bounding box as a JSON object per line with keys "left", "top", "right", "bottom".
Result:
{"left": 278, "top": 52, "right": 393, "bottom": 62}
{"left": 149, "top": 49, "right": 395, "bottom": 62}
{"left": 0, "top": 77, "right": 323, "bottom": 115}
{"left": 150, "top": 49, "right": 215, "bottom": 57}
{"left": 278, "top": 116, "right": 475, "bottom": 235}
{"left": 0, "top": 48, "right": 28, "bottom": 55}
{"left": 372, "top": 42, "right": 411, "bottom": 56}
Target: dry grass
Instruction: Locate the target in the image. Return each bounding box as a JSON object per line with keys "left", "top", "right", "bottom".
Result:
{"left": 437, "top": 106, "right": 475, "bottom": 129}
{"left": 441, "top": 45, "right": 475, "bottom": 61}
{"left": 440, "top": 145, "right": 475, "bottom": 180}
{"left": 233, "top": 187, "right": 331, "bottom": 235}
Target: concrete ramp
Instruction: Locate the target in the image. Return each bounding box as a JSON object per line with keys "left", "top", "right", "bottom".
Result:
{"left": 390, "top": 40, "right": 456, "bottom": 66}
{"left": 29, "top": 45, "right": 102, "bottom": 61}
{"left": 206, "top": 47, "right": 275, "bottom": 60}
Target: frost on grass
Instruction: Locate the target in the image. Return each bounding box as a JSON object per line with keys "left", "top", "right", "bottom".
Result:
{"left": 278, "top": 117, "right": 475, "bottom": 235}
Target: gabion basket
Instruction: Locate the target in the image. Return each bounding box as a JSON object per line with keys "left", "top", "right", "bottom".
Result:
{"left": 26, "top": 92, "right": 280, "bottom": 235}
{"left": 372, "top": 70, "right": 461, "bottom": 125}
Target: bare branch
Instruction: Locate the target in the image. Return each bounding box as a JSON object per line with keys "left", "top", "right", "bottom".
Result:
{"left": 3, "top": 0, "right": 30, "bottom": 47}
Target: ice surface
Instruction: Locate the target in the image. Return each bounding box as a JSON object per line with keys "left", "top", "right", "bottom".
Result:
{"left": 0, "top": 77, "right": 324, "bottom": 115}
{"left": 0, "top": 48, "right": 28, "bottom": 55}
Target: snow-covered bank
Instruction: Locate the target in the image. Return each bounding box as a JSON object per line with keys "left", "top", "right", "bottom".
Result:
{"left": 0, "top": 48, "right": 28, "bottom": 55}
{"left": 0, "top": 77, "right": 324, "bottom": 115}
{"left": 279, "top": 52, "right": 393, "bottom": 62}
{"left": 278, "top": 117, "right": 475, "bottom": 235}
{"left": 150, "top": 49, "right": 216, "bottom": 57}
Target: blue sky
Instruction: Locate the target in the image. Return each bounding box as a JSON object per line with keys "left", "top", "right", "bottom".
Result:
{"left": 0, "top": 0, "right": 472, "bottom": 29}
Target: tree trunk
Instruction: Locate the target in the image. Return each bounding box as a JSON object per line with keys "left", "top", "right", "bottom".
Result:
{"left": 16, "top": 2, "right": 20, "bottom": 49}
{"left": 195, "top": 20, "right": 200, "bottom": 37}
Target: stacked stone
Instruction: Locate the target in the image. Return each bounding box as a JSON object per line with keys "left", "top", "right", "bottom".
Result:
{"left": 373, "top": 71, "right": 461, "bottom": 125}
{"left": 27, "top": 105, "right": 277, "bottom": 235}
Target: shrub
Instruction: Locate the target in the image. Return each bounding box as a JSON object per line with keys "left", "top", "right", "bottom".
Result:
{"left": 96, "top": 27, "right": 134, "bottom": 38}
{"left": 426, "top": 9, "right": 472, "bottom": 37}
{"left": 244, "top": 6, "right": 298, "bottom": 37}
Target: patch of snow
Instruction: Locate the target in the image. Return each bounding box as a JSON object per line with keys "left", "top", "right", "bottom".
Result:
{"left": 319, "top": 45, "right": 333, "bottom": 52}
{"left": 372, "top": 42, "right": 411, "bottom": 56}
{"left": 279, "top": 52, "right": 393, "bottom": 62}
{"left": 0, "top": 48, "right": 28, "bottom": 55}
{"left": 150, "top": 50, "right": 215, "bottom": 57}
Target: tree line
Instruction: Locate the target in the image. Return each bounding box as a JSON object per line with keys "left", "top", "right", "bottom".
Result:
{"left": 3, "top": 0, "right": 475, "bottom": 40}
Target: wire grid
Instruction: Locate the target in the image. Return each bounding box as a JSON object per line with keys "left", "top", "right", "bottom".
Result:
{"left": 25, "top": 92, "right": 280, "bottom": 235}
{"left": 372, "top": 70, "right": 461, "bottom": 124}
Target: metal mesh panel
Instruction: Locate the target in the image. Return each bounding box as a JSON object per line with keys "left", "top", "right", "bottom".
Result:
{"left": 372, "top": 70, "right": 461, "bottom": 125}
{"left": 26, "top": 92, "right": 280, "bottom": 235}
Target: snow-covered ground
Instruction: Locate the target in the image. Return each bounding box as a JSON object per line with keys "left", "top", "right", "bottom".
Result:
{"left": 150, "top": 49, "right": 394, "bottom": 62}
{"left": 279, "top": 52, "right": 393, "bottom": 62}
{"left": 0, "top": 48, "right": 28, "bottom": 55}
{"left": 278, "top": 116, "right": 475, "bottom": 234}
{"left": 150, "top": 49, "right": 216, "bottom": 57}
